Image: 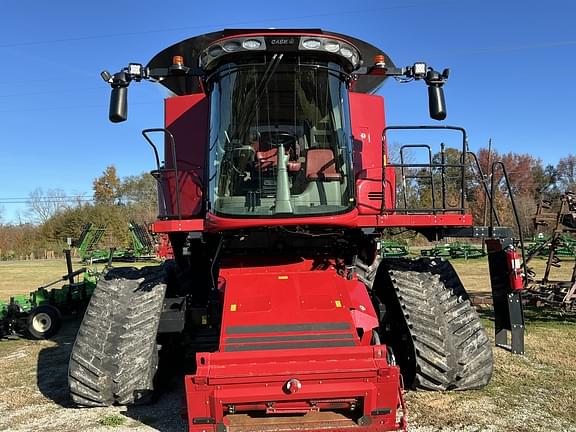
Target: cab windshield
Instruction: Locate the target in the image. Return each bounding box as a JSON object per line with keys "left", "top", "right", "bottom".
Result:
{"left": 208, "top": 55, "right": 354, "bottom": 217}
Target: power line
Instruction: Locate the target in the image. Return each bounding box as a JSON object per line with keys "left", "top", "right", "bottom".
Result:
{"left": 0, "top": 195, "right": 90, "bottom": 200}
{"left": 0, "top": 100, "right": 156, "bottom": 114}
{"left": 0, "top": 2, "right": 463, "bottom": 49}
{"left": 0, "top": 199, "right": 95, "bottom": 204}
{"left": 0, "top": 195, "right": 95, "bottom": 204}
{"left": 0, "top": 86, "right": 102, "bottom": 99}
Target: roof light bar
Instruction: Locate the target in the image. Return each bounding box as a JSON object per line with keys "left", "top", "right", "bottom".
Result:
{"left": 200, "top": 37, "right": 266, "bottom": 68}
{"left": 200, "top": 35, "right": 361, "bottom": 70}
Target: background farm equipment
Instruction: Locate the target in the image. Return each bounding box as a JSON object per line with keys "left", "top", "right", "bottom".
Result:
{"left": 523, "top": 192, "right": 576, "bottom": 309}
{"left": 525, "top": 234, "right": 576, "bottom": 258}
{"left": 379, "top": 240, "right": 410, "bottom": 257}
{"left": 0, "top": 250, "right": 97, "bottom": 339}
{"left": 75, "top": 221, "right": 156, "bottom": 262}
{"left": 420, "top": 241, "right": 486, "bottom": 259}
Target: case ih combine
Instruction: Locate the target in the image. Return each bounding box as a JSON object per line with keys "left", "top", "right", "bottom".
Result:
{"left": 68, "top": 29, "right": 525, "bottom": 431}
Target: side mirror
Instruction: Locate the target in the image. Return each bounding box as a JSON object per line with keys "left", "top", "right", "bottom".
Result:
{"left": 426, "top": 69, "right": 448, "bottom": 121}
{"left": 109, "top": 85, "right": 128, "bottom": 123}
{"left": 428, "top": 85, "right": 446, "bottom": 121}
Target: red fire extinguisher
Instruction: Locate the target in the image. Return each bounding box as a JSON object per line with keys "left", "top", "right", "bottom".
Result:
{"left": 506, "top": 247, "right": 524, "bottom": 291}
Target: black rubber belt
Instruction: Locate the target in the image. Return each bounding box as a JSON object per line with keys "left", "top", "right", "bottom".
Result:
{"left": 223, "top": 340, "right": 356, "bottom": 352}
{"left": 225, "top": 333, "right": 355, "bottom": 344}
{"left": 225, "top": 322, "right": 351, "bottom": 335}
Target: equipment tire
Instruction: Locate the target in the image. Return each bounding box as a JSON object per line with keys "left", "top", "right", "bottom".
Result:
{"left": 27, "top": 305, "right": 62, "bottom": 339}
{"left": 68, "top": 266, "right": 166, "bottom": 407}
{"left": 375, "top": 257, "right": 493, "bottom": 391}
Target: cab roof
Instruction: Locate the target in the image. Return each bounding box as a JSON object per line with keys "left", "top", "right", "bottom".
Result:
{"left": 147, "top": 29, "right": 394, "bottom": 95}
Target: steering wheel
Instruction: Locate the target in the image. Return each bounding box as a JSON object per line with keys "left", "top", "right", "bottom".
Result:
{"left": 262, "top": 131, "right": 297, "bottom": 148}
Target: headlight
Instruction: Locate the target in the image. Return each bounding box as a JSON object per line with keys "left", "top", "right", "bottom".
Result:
{"left": 324, "top": 41, "right": 340, "bottom": 52}
{"left": 223, "top": 41, "right": 241, "bottom": 52}
{"left": 242, "top": 39, "right": 262, "bottom": 49}
{"left": 302, "top": 39, "right": 321, "bottom": 49}
{"left": 340, "top": 47, "right": 353, "bottom": 58}
{"left": 208, "top": 45, "right": 223, "bottom": 57}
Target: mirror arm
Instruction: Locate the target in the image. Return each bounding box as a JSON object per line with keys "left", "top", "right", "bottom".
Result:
{"left": 364, "top": 62, "right": 449, "bottom": 121}
{"left": 101, "top": 63, "right": 206, "bottom": 123}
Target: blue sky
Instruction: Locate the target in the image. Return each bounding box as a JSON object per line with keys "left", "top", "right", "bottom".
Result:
{"left": 0, "top": 0, "right": 574, "bottom": 222}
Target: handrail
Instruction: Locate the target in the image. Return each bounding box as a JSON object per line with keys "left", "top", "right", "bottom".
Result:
{"left": 142, "top": 128, "right": 182, "bottom": 220}
{"left": 382, "top": 125, "right": 467, "bottom": 215}
{"left": 489, "top": 161, "right": 527, "bottom": 287}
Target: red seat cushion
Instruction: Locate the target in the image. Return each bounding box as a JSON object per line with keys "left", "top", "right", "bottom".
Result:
{"left": 305, "top": 149, "right": 342, "bottom": 181}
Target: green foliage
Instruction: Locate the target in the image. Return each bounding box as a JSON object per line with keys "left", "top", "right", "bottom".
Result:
{"left": 118, "top": 172, "right": 158, "bottom": 226}
{"left": 93, "top": 165, "right": 121, "bottom": 205}
{"left": 41, "top": 204, "right": 132, "bottom": 249}
{"left": 0, "top": 169, "right": 158, "bottom": 259}
{"left": 98, "top": 414, "right": 126, "bottom": 427}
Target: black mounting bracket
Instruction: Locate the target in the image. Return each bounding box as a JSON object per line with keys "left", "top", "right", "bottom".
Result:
{"left": 486, "top": 238, "right": 525, "bottom": 355}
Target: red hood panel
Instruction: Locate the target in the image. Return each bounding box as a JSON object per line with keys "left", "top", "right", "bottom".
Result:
{"left": 219, "top": 269, "right": 359, "bottom": 352}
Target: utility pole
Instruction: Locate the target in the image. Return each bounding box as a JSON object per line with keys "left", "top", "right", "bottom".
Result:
{"left": 482, "top": 138, "right": 493, "bottom": 254}
{"left": 482, "top": 138, "right": 493, "bottom": 227}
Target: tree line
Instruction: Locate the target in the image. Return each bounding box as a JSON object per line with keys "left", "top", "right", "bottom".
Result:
{"left": 0, "top": 166, "right": 157, "bottom": 260}
{"left": 0, "top": 150, "right": 574, "bottom": 260}
{"left": 397, "top": 148, "right": 575, "bottom": 238}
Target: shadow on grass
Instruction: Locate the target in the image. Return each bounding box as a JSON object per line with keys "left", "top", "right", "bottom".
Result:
{"left": 36, "top": 316, "right": 80, "bottom": 408}
{"left": 35, "top": 316, "right": 188, "bottom": 431}
{"left": 477, "top": 304, "right": 576, "bottom": 325}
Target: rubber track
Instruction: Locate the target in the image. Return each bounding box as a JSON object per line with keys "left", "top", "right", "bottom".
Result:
{"left": 379, "top": 258, "right": 493, "bottom": 391}
{"left": 68, "top": 266, "right": 166, "bottom": 406}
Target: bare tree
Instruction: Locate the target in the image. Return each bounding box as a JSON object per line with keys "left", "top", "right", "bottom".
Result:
{"left": 26, "top": 188, "right": 69, "bottom": 224}
{"left": 557, "top": 154, "right": 576, "bottom": 192}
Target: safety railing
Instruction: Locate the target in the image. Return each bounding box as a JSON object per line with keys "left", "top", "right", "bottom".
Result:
{"left": 382, "top": 126, "right": 467, "bottom": 215}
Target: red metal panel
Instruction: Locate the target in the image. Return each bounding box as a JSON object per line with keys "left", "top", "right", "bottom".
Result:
{"left": 186, "top": 346, "right": 405, "bottom": 432}
{"left": 350, "top": 93, "right": 396, "bottom": 215}
{"left": 161, "top": 94, "right": 208, "bottom": 218}
{"left": 359, "top": 213, "right": 473, "bottom": 227}
{"left": 347, "top": 280, "right": 379, "bottom": 345}
{"left": 218, "top": 264, "right": 359, "bottom": 352}
{"left": 151, "top": 219, "right": 203, "bottom": 233}
{"left": 152, "top": 212, "right": 473, "bottom": 233}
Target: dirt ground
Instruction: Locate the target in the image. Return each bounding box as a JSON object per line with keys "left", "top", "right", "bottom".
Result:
{"left": 1, "top": 257, "right": 575, "bottom": 431}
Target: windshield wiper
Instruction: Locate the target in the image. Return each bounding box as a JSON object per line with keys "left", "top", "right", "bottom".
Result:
{"left": 233, "top": 53, "right": 284, "bottom": 143}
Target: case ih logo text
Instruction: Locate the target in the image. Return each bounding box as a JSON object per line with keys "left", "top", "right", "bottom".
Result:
{"left": 270, "top": 38, "right": 295, "bottom": 45}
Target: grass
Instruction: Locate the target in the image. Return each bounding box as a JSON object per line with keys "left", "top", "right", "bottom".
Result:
{"left": 98, "top": 414, "right": 127, "bottom": 427}
{"left": 0, "top": 259, "right": 77, "bottom": 298}
{"left": 1, "top": 255, "right": 575, "bottom": 431}
{"left": 0, "top": 257, "right": 162, "bottom": 299}
{"left": 407, "top": 312, "right": 576, "bottom": 431}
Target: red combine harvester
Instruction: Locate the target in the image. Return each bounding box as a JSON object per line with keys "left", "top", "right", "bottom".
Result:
{"left": 68, "top": 29, "right": 525, "bottom": 431}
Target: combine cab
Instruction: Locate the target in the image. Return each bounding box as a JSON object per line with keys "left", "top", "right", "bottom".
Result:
{"left": 68, "top": 29, "right": 525, "bottom": 431}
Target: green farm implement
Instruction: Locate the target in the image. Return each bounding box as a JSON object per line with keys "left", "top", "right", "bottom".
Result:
{"left": 420, "top": 241, "right": 485, "bottom": 259}
{"left": 379, "top": 240, "right": 410, "bottom": 257}
{"left": 525, "top": 234, "right": 576, "bottom": 258}
{"left": 76, "top": 221, "right": 156, "bottom": 262}
{"left": 0, "top": 251, "right": 97, "bottom": 339}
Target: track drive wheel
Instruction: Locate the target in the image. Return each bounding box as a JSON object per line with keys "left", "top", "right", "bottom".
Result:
{"left": 68, "top": 266, "right": 166, "bottom": 406}
{"left": 375, "top": 257, "right": 493, "bottom": 391}
{"left": 27, "top": 305, "right": 62, "bottom": 339}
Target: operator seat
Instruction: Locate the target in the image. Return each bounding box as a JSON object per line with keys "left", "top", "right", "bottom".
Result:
{"left": 305, "top": 148, "right": 342, "bottom": 181}
{"left": 255, "top": 148, "right": 302, "bottom": 172}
